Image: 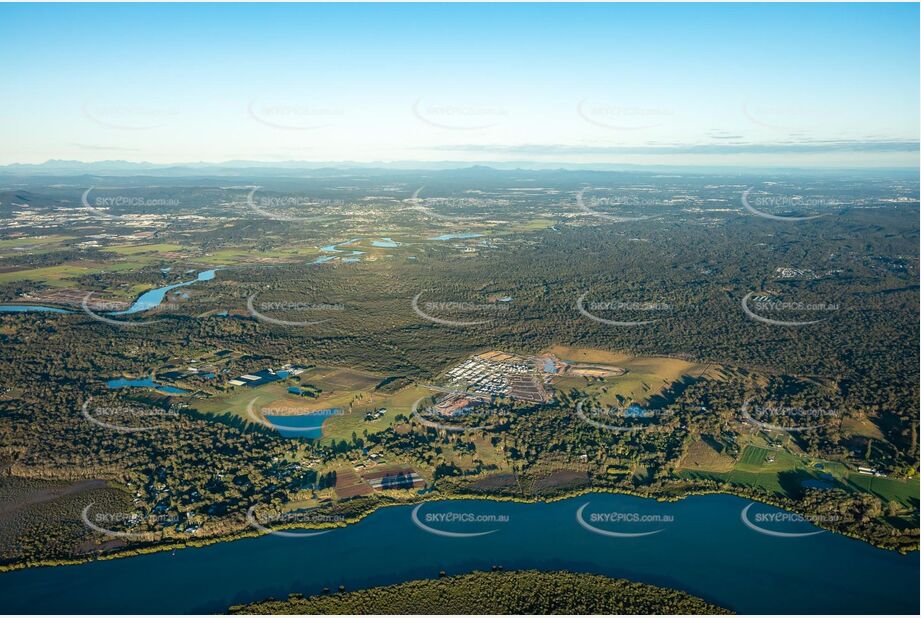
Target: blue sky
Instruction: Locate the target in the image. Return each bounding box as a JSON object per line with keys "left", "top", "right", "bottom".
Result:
{"left": 1, "top": 2, "right": 918, "bottom": 167}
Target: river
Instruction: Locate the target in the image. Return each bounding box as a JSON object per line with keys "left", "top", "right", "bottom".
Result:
{"left": 113, "top": 270, "right": 216, "bottom": 315}
{"left": 0, "top": 493, "right": 916, "bottom": 614}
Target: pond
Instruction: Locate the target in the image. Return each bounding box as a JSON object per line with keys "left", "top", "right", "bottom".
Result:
{"left": 430, "top": 232, "right": 483, "bottom": 241}
{"left": 0, "top": 305, "right": 72, "bottom": 313}
{"left": 106, "top": 377, "right": 189, "bottom": 395}
{"left": 263, "top": 408, "right": 341, "bottom": 439}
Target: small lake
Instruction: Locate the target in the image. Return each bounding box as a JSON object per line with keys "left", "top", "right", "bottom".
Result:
{"left": 371, "top": 237, "right": 400, "bottom": 248}
{"left": 264, "top": 408, "right": 341, "bottom": 439}
{"left": 0, "top": 493, "right": 915, "bottom": 614}
{"left": 106, "top": 377, "right": 189, "bottom": 395}
{"left": 624, "top": 404, "right": 647, "bottom": 417}
{"left": 431, "top": 232, "right": 483, "bottom": 241}
{"left": 113, "top": 270, "right": 216, "bottom": 315}
{"left": 0, "top": 305, "right": 71, "bottom": 314}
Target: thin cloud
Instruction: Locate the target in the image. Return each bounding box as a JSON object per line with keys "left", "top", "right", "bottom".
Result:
{"left": 432, "top": 140, "right": 919, "bottom": 156}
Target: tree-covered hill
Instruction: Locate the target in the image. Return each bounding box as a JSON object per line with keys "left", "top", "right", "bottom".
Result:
{"left": 229, "top": 569, "right": 732, "bottom": 615}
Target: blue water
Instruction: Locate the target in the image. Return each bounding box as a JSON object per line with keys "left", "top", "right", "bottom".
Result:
{"left": 0, "top": 494, "right": 915, "bottom": 614}
{"left": 263, "top": 409, "right": 340, "bottom": 439}
{"left": 542, "top": 358, "right": 557, "bottom": 373}
{"left": 320, "top": 239, "right": 359, "bottom": 252}
{"left": 624, "top": 404, "right": 647, "bottom": 417}
{"left": 431, "top": 232, "right": 483, "bottom": 241}
{"left": 106, "top": 377, "right": 189, "bottom": 395}
{"left": 0, "top": 305, "right": 71, "bottom": 314}
{"left": 315, "top": 252, "right": 362, "bottom": 263}
{"left": 113, "top": 270, "right": 216, "bottom": 315}
{"left": 371, "top": 237, "right": 400, "bottom": 247}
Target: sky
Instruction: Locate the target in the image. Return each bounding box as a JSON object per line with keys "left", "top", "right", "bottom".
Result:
{"left": 0, "top": 2, "right": 918, "bottom": 168}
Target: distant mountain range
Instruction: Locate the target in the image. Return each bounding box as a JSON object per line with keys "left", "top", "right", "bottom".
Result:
{"left": 0, "top": 159, "right": 916, "bottom": 178}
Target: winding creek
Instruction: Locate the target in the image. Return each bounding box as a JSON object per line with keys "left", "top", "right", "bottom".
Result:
{"left": 0, "top": 493, "right": 916, "bottom": 614}
{"left": 112, "top": 269, "right": 216, "bottom": 315}
{"left": 0, "top": 269, "right": 217, "bottom": 316}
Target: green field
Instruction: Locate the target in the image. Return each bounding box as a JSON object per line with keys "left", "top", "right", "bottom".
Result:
{"left": 548, "top": 346, "right": 713, "bottom": 406}
{"left": 0, "top": 235, "right": 74, "bottom": 249}
{"left": 0, "top": 255, "right": 170, "bottom": 286}
{"left": 846, "top": 473, "right": 920, "bottom": 507}
{"left": 679, "top": 443, "right": 919, "bottom": 507}
{"left": 104, "top": 243, "right": 184, "bottom": 255}
{"left": 0, "top": 264, "right": 96, "bottom": 285}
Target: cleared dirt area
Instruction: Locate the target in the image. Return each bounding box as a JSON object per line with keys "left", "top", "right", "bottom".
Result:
{"left": 334, "top": 469, "right": 374, "bottom": 499}
{"left": 305, "top": 367, "right": 383, "bottom": 391}
{"left": 547, "top": 345, "right": 715, "bottom": 407}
